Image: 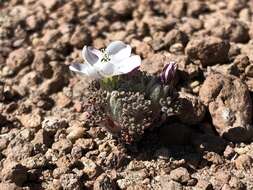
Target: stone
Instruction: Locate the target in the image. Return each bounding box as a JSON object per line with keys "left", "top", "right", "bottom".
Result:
{"left": 169, "top": 167, "right": 191, "bottom": 184}
{"left": 177, "top": 92, "right": 206, "bottom": 124}
{"left": 199, "top": 73, "right": 253, "bottom": 142}
{"left": 187, "top": 0, "right": 208, "bottom": 17}
{"left": 18, "top": 112, "right": 42, "bottom": 129}
{"left": 229, "top": 176, "right": 246, "bottom": 189}
{"left": 75, "top": 138, "right": 95, "bottom": 152}
{"left": 0, "top": 137, "right": 8, "bottom": 151}
{"left": 39, "top": 68, "right": 67, "bottom": 95}
{"left": 0, "top": 161, "right": 28, "bottom": 186}
{"left": 227, "top": 0, "right": 247, "bottom": 12}
{"left": 81, "top": 157, "right": 100, "bottom": 179}
{"left": 0, "top": 182, "right": 21, "bottom": 190}
{"left": 162, "top": 180, "right": 183, "bottom": 190}
{"left": 185, "top": 36, "right": 230, "bottom": 66}
{"left": 32, "top": 51, "right": 53, "bottom": 78}
{"left": 169, "top": 0, "right": 186, "bottom": 18}
{"left": 195, "top": 179, "right": 213, "bottom": 190}
{"left": 164, "top": 29, "right": 189, "bottom": 47}
{"left": 66, "top": 126, "right": 85, "bottom": 142}
{"left": 42, "top": 117, "right": 68, "bottom": 134}
{"left": 93, "top": 174, "right": 117, "bottom": 190}
{"left": 204, "top": 16, "right": 249, "bottom": 43}
{"left": 40, "top": 0, "right": 59, "bottom": 10}
{"left": 6, "top": 48, "right": 34, "bottom": 72}
{"left": 234, "top": 154, "right": 253, "bottom": 170}
{"left": 59, "top": 173, "right": 82, "bottom": 190}
{"left": 70, "top": 26, "right": 91, "bottom": 49}
{"left": 141, "top": 53, "right": 166, "bottom": 74}
{"left": 52, "top": 139, "right": 73, "bottom": 155}
{"left": 56, "top": 92, "right": 72, "bottom": 108}
{"left": 112, "top": 0, "right": 133, "bottom": 16}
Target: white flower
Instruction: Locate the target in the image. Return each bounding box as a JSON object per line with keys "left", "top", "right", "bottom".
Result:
{"left": 69, "top": 41, "right": 141, "bottom": 79}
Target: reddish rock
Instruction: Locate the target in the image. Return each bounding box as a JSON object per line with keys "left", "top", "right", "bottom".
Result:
{"left": 185, "top": 36, "right": 230, "bottom": 66}
{"left": 199, "top": 73, "right": 253, "bottom": 142}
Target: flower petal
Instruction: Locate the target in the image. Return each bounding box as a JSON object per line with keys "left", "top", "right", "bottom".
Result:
{"left": 69, "top": 63, "right": 102, "bottom": 79}
{"left": 106, "top": 41, "right": 131, "bottom": 61}
{"left": 94, "top": 62, "right": 115, "bottom": 77}
{"left": 111, "top": 55, "right": 141, "bottom": 75}
{"left": 82, "top": 46, "right": 102, "bottom": 65}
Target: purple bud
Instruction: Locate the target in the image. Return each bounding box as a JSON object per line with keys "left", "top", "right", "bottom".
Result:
{"left": 160, "top": 61, "right": 177, "bottom": 85}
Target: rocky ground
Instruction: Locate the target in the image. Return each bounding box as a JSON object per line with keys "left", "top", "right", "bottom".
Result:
{"left": 0, "top": 0, "right": 253, "bottom": 189}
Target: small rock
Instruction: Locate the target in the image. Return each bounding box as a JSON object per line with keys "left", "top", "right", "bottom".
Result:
{"left": 18, "top": 112, "right": 42, "bottom": 129}
{"left": 205, "top": 16, "right": 249, "bottom": 43}
{"left": 141, "top": 53, "right": 166, "bottom": 74}
{"left": 0, "top": 182, "right": 20, "bottom": 190}
{"left": 234, "top": 154, "right": 253, "bottom": 170}
{"left": 71, "top": 146, "right": 83, "bottom": 159}
{"left": 199, "top": 73, "right": 253, "bottom": 142}
{"left": 177, "top": 92, "right": 206, "bottom": 124}
{"left": 21, "top": 154, "right": 47, "bottom": 169}
{"left": 93, "top": 174, "right": 117, "bottom": 190}
{"left": 42, "top": 117, "right": 67, "bottom": 134}
{"left": 40, "top": 0, "right": 59, "bottom": 10}
{"left": 131, "top": 39, "right": 153, "bottom": 58}
{"left": 229, "top": 176, "right": 246, "bottom": 189}
{"left": 70, "top": 26, "right": 91, "bottom": 49}
{"left": 32, "top": 51, "right": 53, "bottom": 78}
{"left": 157, "top": 175, "right": 181, "bottom": 190}
{"left": 169, "top": 0, "right": 186, "bottom": 18}
{"left": 75, "top": 138, "right": 95, "bottom": 152}
{"left": 81, "top": 157, "right": 100, "bottom": 179}
{"left": 52, "top": 139, "right": 72, "bottom": 155}
{"left": 42, "top": 30, "right": 61, "bottom": 45}
{"left": 39, "top": 69, "right": 67, "bottom": 95}
{"left": 187, "top": 0, "right": 208, "bottom": 17}
{"left": 0, "top": 137, "right": 8, "bottom": 151}
{"left": 195, "top": 179, "right": 213, "bottom": 190}
{"left": 162, "top": 180, "right": 183, "bottom": 190}
{"left": 6, "top": 48, "right": 34, "bottom": 72}
{"left": 164, "top": 29, "right": 189, "bottom": 48}
{"left": 233, "top": 55, "right": 250, "bottom": 73}
{"left": 66, "top": 126, "right": 85, "bottom": 142}
{"left": 112, "top": 0, "right": 133, "bottom": 16}
{"left": 25, "top": 15, "right": 42, "bottom": 31}
{"left": 117, "top": 169, "right": 149, "bottom": 189}
{"left": 170, "top": 167, "right": 191, "bottom": 184}
{"left": 185, "top": 36, "right": 230, "bottom": 67}
{"left": 56, "top": 92, "right": 72, "bottom": 108}
{"left": 0, "top": 161, "right": 28, "bottom": 186}
{"left": 60, "top": 173, "right": 82, "bottom": 190}
{"left": 204, "top": 152, "right": 224, "bottom": 165}
{"left": 227, "top": 0, "right": 247, "bottom": 12}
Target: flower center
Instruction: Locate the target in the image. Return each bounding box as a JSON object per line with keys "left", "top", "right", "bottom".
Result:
{"left": 101, "top": 49, "right": 111, "bottom": 63}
